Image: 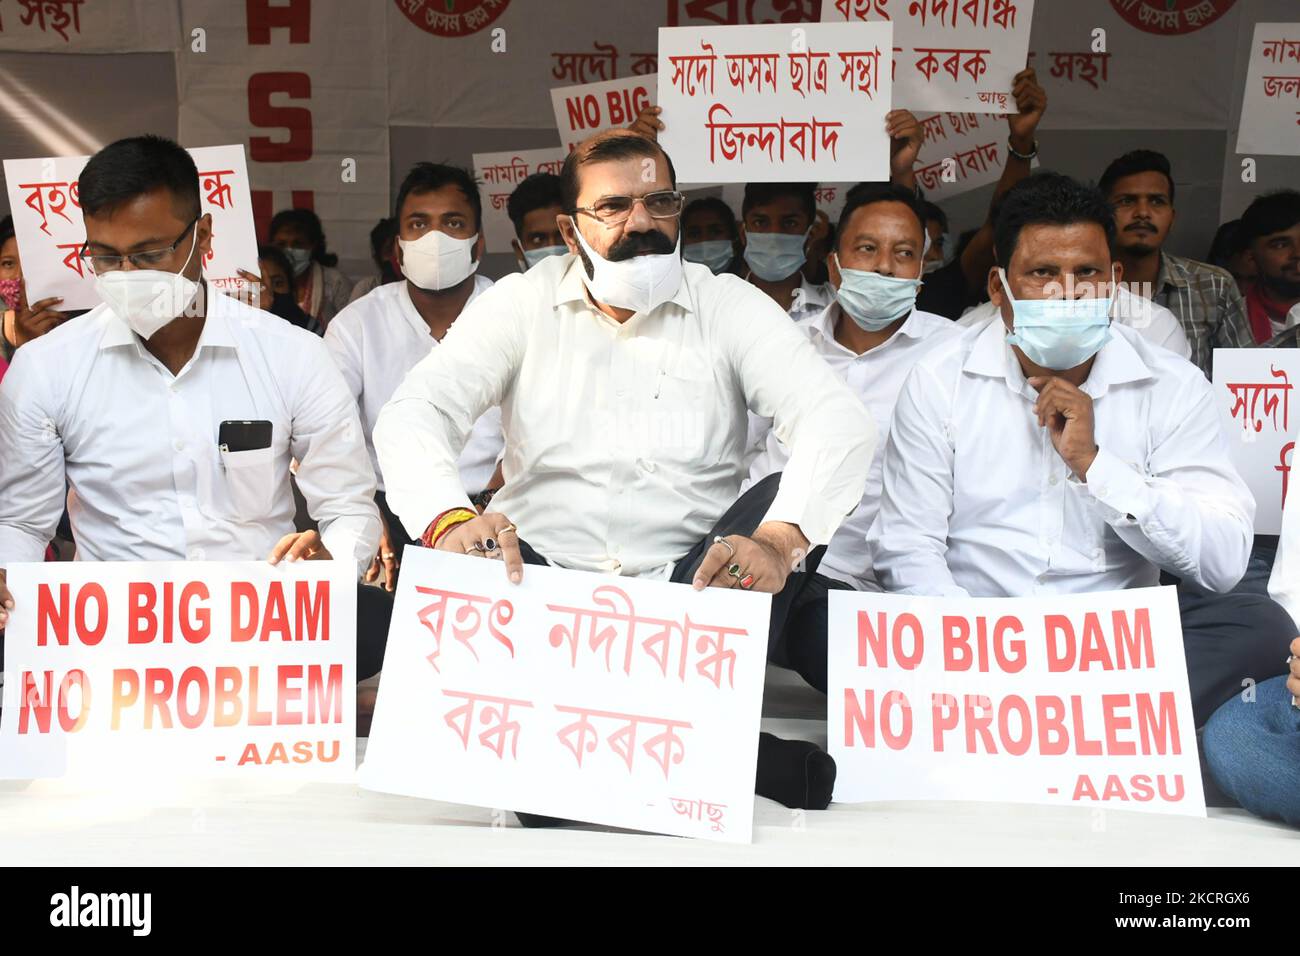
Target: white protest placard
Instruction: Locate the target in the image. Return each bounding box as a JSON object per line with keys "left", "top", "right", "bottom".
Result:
{"left": 914, "top": 109, "right": 1032, "bottom": 201}
{"left": 823, "top": 0, "right": 1034, "bottom": 113}
{"left": 1234, "top": 23, "right": 1300, "bottom": 157}
{"left": 471, "top": 147, "right": 567, "bottom": 255}
{"left": 551, "top": 74, "right": 658, "bottom": 151}
{"left": 0, "top": 561, "right": 357, "bottom": 783}
{"left": 829, "top": 588, "right": 1205, "bottom": 818}
{"left": 657, "top": 22, "right": 893, "bottom": 184}
{"left": 359, "top": 547, "right": 771, "bottom": 843}
{"left": 1213, "top": 348, "right": 1299, "bottom": 534}
{"left": 2, "top": 144, "right": 260, "bottom": 311}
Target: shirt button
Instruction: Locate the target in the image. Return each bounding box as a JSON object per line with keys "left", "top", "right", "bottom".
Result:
{"left": 1049, "top": 476, "right": 1059, "bottom": 486}
{"left": 188, "top": 547, "right": 206, "bottom": 560}
{"left": 173, "top": 439, "right": 185, "bottom": 452}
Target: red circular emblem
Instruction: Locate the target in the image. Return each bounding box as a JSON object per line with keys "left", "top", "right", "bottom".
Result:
{"left": 395, "top": 0, "right": 510, "bottom": 38}
{"left": 1109, "top": 0, "right": 1236, "bottom": 36}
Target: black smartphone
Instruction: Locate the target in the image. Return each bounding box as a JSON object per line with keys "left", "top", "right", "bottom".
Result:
{"left": 218, "top": 419, "right": 273, "bottom": 453}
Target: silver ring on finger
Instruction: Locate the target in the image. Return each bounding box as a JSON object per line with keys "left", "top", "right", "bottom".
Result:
{"left": 483, "top": 537, "right": 499, "bottom": 553}
{"left": 713, "top": 535, "right": 736, "bottom": 560}
{"left": 498, "top": 523, "right": 517, "bottom": 537}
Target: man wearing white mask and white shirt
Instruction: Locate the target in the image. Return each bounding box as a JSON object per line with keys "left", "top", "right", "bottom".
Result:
{"left": 0, "top": 136, "right": 387, "bottom": 676}
{"left": 870, "top": 172, "right": 1292, "bottom": 730}
{"left": 324, "top": 163, "right": 503, "bottom": 591}
{"left": 739, "top": 181, "right": 833, "bottom": 322}
{"left": 746, "top": 182, "right": 959, "bottom": 693}
{"left": 375, "top": 130, "right": 875, "bottom": 818}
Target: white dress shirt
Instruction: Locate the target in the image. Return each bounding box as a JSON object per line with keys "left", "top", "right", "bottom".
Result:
{"left": 374, "top": 252, "right": 876, "bottom": 577}
{"left": 870, "top": 319, "right": 1253, "bottom": 597}
{"left": 747, "top": 303, "right": 959, "bottom": 590}
{"left": 0, "top": 289, "right": 380, "bottom": 573}
{"left": 958, "top": 286, "right": 1193, "bottom": 361}
{"left": 323, "top": 276, "right": 502, "bottom": 494}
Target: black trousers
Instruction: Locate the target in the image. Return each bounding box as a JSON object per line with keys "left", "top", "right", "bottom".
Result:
{"left": 513, "top": 473, "right": 826, "bottom": 645}
{"left": 375, "top": 490, "right": 418, "bottom": 565}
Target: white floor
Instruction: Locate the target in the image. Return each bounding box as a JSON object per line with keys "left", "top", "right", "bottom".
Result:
{"left": 3, "top": 668, "right": 1296, "bottom": 866}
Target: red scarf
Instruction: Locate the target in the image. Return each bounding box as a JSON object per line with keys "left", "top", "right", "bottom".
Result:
{"left": 1245, "top": 283, "right": 1296, "bottom": 343}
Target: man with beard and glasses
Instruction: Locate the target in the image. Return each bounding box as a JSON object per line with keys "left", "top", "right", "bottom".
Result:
{"left": 374, "top": 129, "right": 875, "bottom": 822}
{"left": 1099, "top": 149, "right": 1256, "bottom": 377}
{"left": 1239, "top": 190, "right": 1300, "bottom": 345}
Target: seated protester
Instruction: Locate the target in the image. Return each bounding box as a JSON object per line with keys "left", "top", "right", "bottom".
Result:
{"left": 1207, "top": 218, "right": 1256, "bottom": 296}
{"left": 1238, "top": 190, "right": 1300, "bottom": 342}
{"left": 269, "top": 208, "right": 352, "bottom": 330}
{"left": 1100, "top": 149, "right": 1255, "bottom": 376}
{"left": 746, "top": 183, "right": 960, "bottom": 693}
{"left": 920, "top": 200, "right": 949, "bottom": 275}
{"left": 243, "top": 244, "right": 318, "bottom": 333}
{"left": 374, "top": 130, "right": 876, "bottom": 816}
{"left": 348, "top": 217, "right": 401, "bottom": 304}
{"left": 1201, "top": 479, "right": 1300, "bottom": 828}
{"left": 324, "top": 163, "right": 502, "bottom": 592}
{"left": 869, "top": 172, "right": 1292, "bottom": 731}
{"left": 956, "top": 268, "right": 1193, "bottom": 360}
{"left": 911, "top": 67, "right": 1047, "bottom": 319}
{"left": 0, "top": 135, "right": 387, "bottom": 680}
{"left": 740, "top": 181, "right": 833, "bottom": 320}
{"left": 0, "top": 214, "right": 69, "bottom": 360}
{"left": 506, "top": 172, "right": 567, "bottom": 272}
{"left": 681, "top": 196, "right": 743, "bottom": 275}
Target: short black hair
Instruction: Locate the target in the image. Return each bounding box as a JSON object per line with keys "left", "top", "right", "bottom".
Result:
{"left": 682, "top": 196, "right": 739, "bottom": 241}
{"left": 837, "top": 182, "right": 928, "bottom": 254}
{"left": 993, "top": 172, "right": 1117, "bottom": 267}
{"left": 78, "top": 135, "right": 201, "bottom": 222}
{"left": 395, "top": 162, "right": 482, "bottom": 232}
{"left": 0, "top": 215, "right": 13, "bottom": 249}
{"left": 1207, "top": 219, "right": 1246, "bottom": 267}
{"left": 1098, "top": 149, "right": 1176, "bottom": 205}
{"left": 920, "top": 200, "right": 948, "bottom": 233}
{"left": 506, "top": 173, "right": 563, "bottom": 237}
{"left": 1238, "top": 190, "right": 1300, "bottom": 246}
{"left": 369, "top": 216, "right": 397, "bottom": 260}
{"left": 741, "top": 182, "right": 816, "bottom": 224}
{"left": 268, "top": 208, "right": 337, "bottom": 268}
{"left": 257, "top": 242, "right": 297, "bottom": 297}
{"left": 559, "top": 133, "right": 677, "bottom": 213}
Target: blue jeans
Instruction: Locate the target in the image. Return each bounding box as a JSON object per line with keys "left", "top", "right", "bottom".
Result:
{"left": 1203, "top": 675, "right": 1300, "bottom": 827}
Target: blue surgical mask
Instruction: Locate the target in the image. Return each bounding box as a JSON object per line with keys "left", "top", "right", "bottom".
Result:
{"left": 521, "top": 245, "right": 568, "bottom": 270}
{"left": 999, "top": 267, "right": 1114, "bottom": 371}
{"left": 743, "top": 229, "right": 809, "bottom": 282}
{"left": 282, "top": 246, "right": 312, "bottom": 277}
{"left": 832, "top": 253, "right": 921, "bottom": 331}
{"left": 683, "top": 239, "right": 735, "bottom": 274}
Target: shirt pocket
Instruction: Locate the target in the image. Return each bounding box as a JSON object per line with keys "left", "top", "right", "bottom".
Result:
{"left": 650, "top": 358, "right": 728, "bottom": 468}
{"left": 210, "top": 446, "right": 278, "bottom": 520}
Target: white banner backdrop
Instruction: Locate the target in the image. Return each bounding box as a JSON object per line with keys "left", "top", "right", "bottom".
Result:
{"left": 178, "top": 0, "right": 390, "bottom": 280}
{"left": 0, "top": 0, "right": 180, "bottom": 52}
{"left": 1234, "top": 22, "right": 1300, "bottom": 157}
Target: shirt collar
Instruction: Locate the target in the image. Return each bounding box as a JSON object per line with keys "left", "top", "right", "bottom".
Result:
{"left": 98, "top": 283, "right": 238, "bottom": 352}
{"left": 809, "top": 301, "right": 931, "bottom": 352}
{"left": 798, "top": 278, "right": 833, "bottom": 312}
{"left": 962, "top": 314, "right": 1153, "bottom": 398}
{"left": 554, "top": 254, "right": 694, "bottom": 319}
{"left": 1156, "top": 252, "right": 1188, "bottom": 292}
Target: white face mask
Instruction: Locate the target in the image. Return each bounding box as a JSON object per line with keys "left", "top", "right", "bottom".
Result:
{"left": 282, "top": 246, "right": 312, "bottom": 277}
{"left": 570, "top": 219, "right": 682, "bottom": 314}
{"left": 94, "top": 226, "right": 202, "bottom": 340}
{"left": 399, "top": 230, "right": 480, "bottom": 291}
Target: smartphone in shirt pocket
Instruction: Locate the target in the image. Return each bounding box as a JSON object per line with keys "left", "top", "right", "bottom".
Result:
{"left": 217, "top": 419, "right": 277, "bottom": 519}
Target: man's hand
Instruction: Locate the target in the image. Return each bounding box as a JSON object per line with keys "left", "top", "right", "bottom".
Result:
{"left": 1029, "top": 376, "right": 1098, "bottom": 479}
{"left": 237, "top": 268, "right": 272, "bottom": 311}
{"left": 886, "top": 109, "right": 923, "bottom": 184}
{"left": 692, "top": 521, "right": 809, "bottom": 593}
{"left": 268, "top": 530, "right": 332, "bottom": 564}
{"left": 1287, "top": 637, "right": 1300, "bottom": 700}
{"left": 627, "top": 106, "right": 664, "bottom": 141}
{"left": 436, "top": 510, "right": 524, "bottom": 584}
{"left": 365, "top": 513, "right": 398, "bottom": 591}
{"left": 12, "top": 294, "right": 66, "bottom": 347}
{"left": 0, "top": 569, "right": 11, "bottom": 628}
{"left": 1006, "top": 67, "right": 1047, "bottom": 153}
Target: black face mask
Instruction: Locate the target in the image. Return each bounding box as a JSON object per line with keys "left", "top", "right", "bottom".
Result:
{"left": 269, "top": 292, "right": 309, "bottom": 327}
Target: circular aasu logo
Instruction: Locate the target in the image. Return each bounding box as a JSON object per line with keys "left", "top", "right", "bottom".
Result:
{"left": 1109, "top": 0, "right": 1235, "bottom": 36}
{"left": 395, "top": 0, "right": 510, "bottom": 37}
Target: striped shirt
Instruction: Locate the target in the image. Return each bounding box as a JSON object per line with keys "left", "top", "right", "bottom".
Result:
{"left": 1152, "top": 253, "right": 1255, "bottom": 378}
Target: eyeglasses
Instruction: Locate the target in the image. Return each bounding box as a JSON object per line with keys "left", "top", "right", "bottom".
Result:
{"left": 79, "top": 215, "right": 199, "bottom": 274}
{"left": 571, "top": 190, "right": 685, "bottom": 226}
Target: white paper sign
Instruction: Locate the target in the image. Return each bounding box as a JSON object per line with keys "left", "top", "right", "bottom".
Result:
{"left": 657, "top": 23, "right": 893, "bottom": 184}
{"left": 1234, "top": 23, "right": 1300, "bottom": 157}
{"left": 551, "top": 74, "right": 659, "bottom": 150}
{"left": 359, "top": 547, "right": 772, "bottom": 843}
{"left": 913, "top": 109, "right": 1035, "bottom": 201}
{"left": 471, "top": 147, "right": 568, "bottom": 255}
{"left": 822, "top": 0, "right": 1034, "bottom": 113}
{"left": 1213, "top": 348, "right": 1300, "bottom": 534}
{"left": 2, "top": 144, "right": 260, "bottom": 311}
{"left": 829, "top": 588, "right": 1205, "bottom": 818}
{"left": 0, "top": 561, "right": 357, "bottom": 783}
